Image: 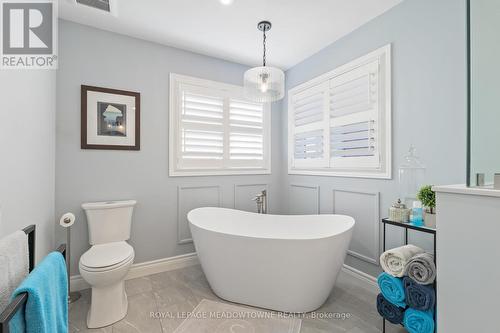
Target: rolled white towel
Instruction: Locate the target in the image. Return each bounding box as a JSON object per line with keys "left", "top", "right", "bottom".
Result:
{"left": 380, "top": 244, "right": 424, "bottom": 277}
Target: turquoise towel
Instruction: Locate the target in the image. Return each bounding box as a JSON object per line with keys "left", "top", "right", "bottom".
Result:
{"left": 9, "top": 252, "right": 68, "bottom": 333}
{"left": 403, "top": 308, "right": 435, "bottom": 333}
{"left": 377, "top": 272, "right": 405, "bottom": 307}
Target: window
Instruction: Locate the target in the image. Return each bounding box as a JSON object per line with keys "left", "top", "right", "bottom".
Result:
{"left": 169, "top": 74, "right": 271, "bottom": 176}
{"left": 288, "top": 45, "right": 391, "bottom": 179}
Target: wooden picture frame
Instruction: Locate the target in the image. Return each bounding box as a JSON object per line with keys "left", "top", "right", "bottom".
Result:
{"left": 81, "top": 85, "right": 140, "bottom": 150}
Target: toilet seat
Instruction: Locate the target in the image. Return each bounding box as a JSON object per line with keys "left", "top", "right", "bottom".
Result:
{"left": 80, "top": 241, "right": 134, "bottom": 272}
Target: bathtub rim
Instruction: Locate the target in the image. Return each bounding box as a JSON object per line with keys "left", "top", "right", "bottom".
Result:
{"left": 187, "top": 207, "right": 355, "bottom": 241}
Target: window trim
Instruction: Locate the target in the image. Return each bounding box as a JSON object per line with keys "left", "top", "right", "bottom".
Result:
{"left": 287, "top": 44, "right": 392, "bottom": 179}
{"left": 169, "top": 73, "right": 271, "bottom": 177}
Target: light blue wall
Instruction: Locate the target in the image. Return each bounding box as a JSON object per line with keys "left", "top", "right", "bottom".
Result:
{"left": 56, "top": 20, "right": 284, "bottom": 275}
{"left": 282, "top": 0, "right": 467, "bottom": 276}
{"left": 0, "top": 71, "right": 56, "bottom": 263}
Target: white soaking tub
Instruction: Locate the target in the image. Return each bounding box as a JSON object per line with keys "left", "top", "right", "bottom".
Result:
{"left": 187, "top": 207, "right": 355, "bottom": 313}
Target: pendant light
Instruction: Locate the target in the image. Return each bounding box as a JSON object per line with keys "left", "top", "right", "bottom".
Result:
{"left": 244, "top": 21, "right": 285, "bottom": 103}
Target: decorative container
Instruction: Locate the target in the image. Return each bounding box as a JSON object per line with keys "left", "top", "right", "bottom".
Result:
{"left": 388, "top": 199, "right": 410, "bottom": 223}
{"left": 398, "top": 145, "right": 426, "bottom": 207}
{"left": 424, "top": 211, "right": 436, "bottom": 228}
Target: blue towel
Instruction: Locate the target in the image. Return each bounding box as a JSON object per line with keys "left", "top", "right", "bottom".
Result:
{"left": 403, "top": 308, "right": 435, "bottom": 333}
{"left": 403, "top": 276, "right": 435, "bottom": 311}
{"left": 376, "top": 293, "right": 405, "bottom": 324}
{"left": 377, "top": 272, "right": 405, "bottom": 307}
{"left": 9, "top": 252, "right": 68, "bottom": 333}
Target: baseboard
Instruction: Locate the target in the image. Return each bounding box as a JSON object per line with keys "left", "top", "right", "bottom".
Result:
{"left": 340, "top": 264, "right": 379, "bottom": 294}
{"left": 70, "top": 252, "right": 199, "bottom": 292}
{"left": 126, "top": 252, "right": 199, "bottom": 279}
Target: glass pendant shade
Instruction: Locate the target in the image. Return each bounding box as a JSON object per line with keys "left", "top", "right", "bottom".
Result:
{"left": 244, "top": 66, "right": 285, "bottom": 103}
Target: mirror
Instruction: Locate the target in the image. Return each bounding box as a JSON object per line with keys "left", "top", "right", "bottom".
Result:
{"left": 468, "top": 0, "right": 500, "bottom": 186}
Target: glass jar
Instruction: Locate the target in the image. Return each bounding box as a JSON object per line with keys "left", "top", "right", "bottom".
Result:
{"left": 398, "top": 145, "right": 426, "bottom": 207}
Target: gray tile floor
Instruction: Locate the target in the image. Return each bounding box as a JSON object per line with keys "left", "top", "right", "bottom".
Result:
{"left": 69, "top": 265, "right": 406, "bottom": 333}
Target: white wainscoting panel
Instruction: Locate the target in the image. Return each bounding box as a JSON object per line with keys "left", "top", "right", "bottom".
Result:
{"left": 289, "top": 184, "right": 320, "bottom": 214}
{"left": 177, "top": 185, "right": 221, "bottom": 244}
{"left": 333, "top": 189, "right": 380, "bottom": 264}
{"left": 234, "top": 183, "right": 268, "bottom": 213}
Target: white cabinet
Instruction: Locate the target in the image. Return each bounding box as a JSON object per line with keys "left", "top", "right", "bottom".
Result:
{"left": 434, "top": 184, "right": 500, "bottom": 333}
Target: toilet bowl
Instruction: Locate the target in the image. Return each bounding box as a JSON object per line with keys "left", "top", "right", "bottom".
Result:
{"left": 79, "top": 241, "right": 134, "bottom": 328}
{"left": 80, "top": 200, "right": 136, "bottom": 328}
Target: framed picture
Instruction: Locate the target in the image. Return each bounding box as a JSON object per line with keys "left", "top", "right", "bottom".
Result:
{"left": 81, "top": 85, "right": 140, "bottom": 150}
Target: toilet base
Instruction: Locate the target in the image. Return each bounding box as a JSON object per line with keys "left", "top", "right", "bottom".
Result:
{"left": 87, "top": 281, "right": 128, "bottom": 328}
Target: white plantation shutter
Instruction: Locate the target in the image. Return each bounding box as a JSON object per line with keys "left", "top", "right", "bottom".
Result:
{"left": 229, "top": 99, "right": 265, "bottom": 167}
{"left": 178, "top": 87, "right": 225, "bottom": 169}
{"left": 169, "top": 74, "right": 270, "bottom": 176}
{"left": 287, "top": 45, "right": 391, "bottom": 178}
{"left": 290, "top": 82, "right": 329, "bottom": 168}
{"left": 329, "top": 60, "right": 380, "bottom": 169}
{"left": 294, "top": 129, "right": 324, "bottom": 159}
{"left": 294, "top": 90, "right": 324, "bottom": 126}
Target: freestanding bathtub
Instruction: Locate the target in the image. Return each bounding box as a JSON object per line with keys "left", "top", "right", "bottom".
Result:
{"left": 187, "top": 207, "right": 355, "bottom": 313}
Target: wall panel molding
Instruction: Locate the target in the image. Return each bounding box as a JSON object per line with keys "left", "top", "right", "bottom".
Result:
{"left": 177, "top": 185, "right": 222, "bottom": 244}
{"left": 289, "top": 183, "right": 320, "bottom": 214}
{"left": 333, "top": 189, "right": 380, "bottom": 265}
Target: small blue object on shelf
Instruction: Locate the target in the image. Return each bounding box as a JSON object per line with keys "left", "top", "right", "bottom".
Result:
{"left": 410, "top": 220, "right": 424, "bottom": 227}
{"left": 410, "top": 201, "right": 423, "bottom": 225}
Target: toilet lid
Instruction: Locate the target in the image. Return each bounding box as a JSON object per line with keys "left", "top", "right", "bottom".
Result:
{"left": 80, "top": 241, "right": 134, "bottom": 269}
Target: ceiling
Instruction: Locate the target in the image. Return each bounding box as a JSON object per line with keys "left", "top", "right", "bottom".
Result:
{"left": 59, "top": 0, "right": 402, "bottom": 70}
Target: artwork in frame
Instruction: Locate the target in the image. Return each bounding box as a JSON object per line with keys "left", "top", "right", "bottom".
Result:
{"left": 81, "top": 85, "right": 140, "bottom": 150}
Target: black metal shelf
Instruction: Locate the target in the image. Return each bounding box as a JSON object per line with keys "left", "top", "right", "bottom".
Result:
{"left": 382, "top": 218, "right": 436, "bottom": 235}
{"left": 380, "top": 218, "right": 437, "bottom": 333}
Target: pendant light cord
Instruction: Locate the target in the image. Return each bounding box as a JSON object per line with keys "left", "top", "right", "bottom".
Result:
{"left": 262, "top": 27, "right": 266, "bottom": 67}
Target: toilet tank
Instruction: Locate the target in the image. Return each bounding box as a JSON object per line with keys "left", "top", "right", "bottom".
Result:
{"left": 81, "top": 200, "right": 137, "bottom": 245}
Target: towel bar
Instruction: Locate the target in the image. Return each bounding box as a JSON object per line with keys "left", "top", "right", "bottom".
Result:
{"left": 0, "top": 225, "right": 66, "bottom": 333}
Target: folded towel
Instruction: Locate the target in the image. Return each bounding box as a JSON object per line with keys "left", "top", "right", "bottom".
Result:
{"left": 0, "top": 230, "right": 29, "bottom": 313}
{"left": 403, "top": 308, "right": 435, "bottom": 333}
{"left": 377, "top": 272, "right": 405, "bottom": 307}
{"left": 405, "top": 252, "right": 436, "bottom": 285}
{"left": 376, "top": 293, "right": 405, "bottom": 324}
{"left": 403, "top": 277, "right": 435, "bottom": 311}
{"left": 9, "top": 252, "right": 68, "bottom": 333}
{"left": 380, "top": 244, "right": 425, "bottom": 277}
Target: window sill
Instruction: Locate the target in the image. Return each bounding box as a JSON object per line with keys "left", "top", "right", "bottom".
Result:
{"left": 169, "top": 168, "right": 272, "bottom": 177}
{"left": 288, "top": 168, "right": 391, "bottom": 179}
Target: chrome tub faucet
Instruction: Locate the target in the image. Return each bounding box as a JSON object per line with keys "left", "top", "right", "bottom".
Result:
{"left": 253, "top": 190, "right": 267, "bottom": 214}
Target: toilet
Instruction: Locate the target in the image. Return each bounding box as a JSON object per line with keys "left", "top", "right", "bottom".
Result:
{"left": 79, "top": 200, "right": 136, "bottom": 328}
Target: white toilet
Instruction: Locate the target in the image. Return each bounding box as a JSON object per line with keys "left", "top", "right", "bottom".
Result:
{"left": 79, "top": 200, "right": 136, "bottom": 328}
